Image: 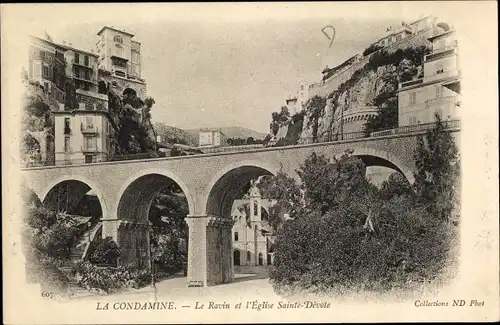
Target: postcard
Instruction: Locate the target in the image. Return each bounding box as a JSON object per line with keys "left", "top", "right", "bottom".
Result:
{"left": 2, "top": 2, "right": 498, "bottom": 324}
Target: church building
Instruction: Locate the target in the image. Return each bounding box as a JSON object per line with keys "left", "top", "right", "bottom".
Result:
{"left": 231, "top": 183, "right": 277, "bottom": 267}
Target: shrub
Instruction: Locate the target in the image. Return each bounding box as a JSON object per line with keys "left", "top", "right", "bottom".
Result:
{"left": 70, "top": 261, "right": 162, "bottom": 294}
{"left": 27, "top": 255, "right": 70, "bottom": 293}
{"left": 270, "top": 197, "right": 456, "bottom": 295}
{"left": 87, "top": 236, "right": 121, "bottom": 266}
{"left": 363, "top": 44, "right": 383, "bottom": 56}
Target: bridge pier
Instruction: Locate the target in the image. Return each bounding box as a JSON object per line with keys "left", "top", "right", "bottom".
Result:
{"left": 185, "top": 215, "right": 234, "bottom": 287}
{"left": 100, "top": 218, "right": 151, "bottom": 269}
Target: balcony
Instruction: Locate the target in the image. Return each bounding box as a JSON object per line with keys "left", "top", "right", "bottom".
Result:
{"left": 424, "top": 44, "right": 458, "bottom": 62}
{"left": 74, "top": 73, "right": 97, "bottom": 84}
{"left": 72, "top": 59, "right": 95, "bottom": 70}
{"left": 81, "top": 145, "right": 98, "bottom": 153}
{"left": 399, "top": 78, "right": 423, "bottom": 89}
{"left": 425, "top": 95, "right": 459, "bottom": 112}
{"left": 81, "top": 123, "right": 99, "bottom": 135}
{"left": 423, "top": 69, "right": 461, "bottom": 84}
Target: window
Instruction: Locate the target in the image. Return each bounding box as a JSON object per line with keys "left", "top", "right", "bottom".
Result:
{"left": 84, "top": 83, "right": 90, "bottom": 91}
{"left": 437, "top": 39, "right": 446, "bottom": 51}
{"left": 75, "top": 53, "right": 80, "bottom": 64}
{"left": 234, "top": 232, "right": 239, "bottom": 241}
{"left": 233, "top": 250, "right": 240, "bottom": 266}
{"left": 258, "top": 253, "right": 263, "bottom": 266}
{"left": 85, "top": 155, "right": 93, "bottom": 164}
{"left": 409, "top": 92, "right": 417, "bottom": 105}
{"left": 64, "top": 137, "right": 70, "bottom": 152}
{"left": 64, "top": 118, "right": 71, "bottom": 135}
{"left": 113, "top": 35, "right": 123, "bottom": 44}
{"left": 86, "top": 116, "right": 94, "bottom": 127}
{"left": 84, "top": 55, "right": 89, "bottom": 66}
{"left": 396, "top": 35, "right": 402, "bottom": 42}
{"left": 435, "top": 85, "right": 443, "bottom": 98}
{"left": 42, "top": 65, "right": 49, "bottom": 78}
{"left": 84, "top": 70, "right": 90, "bottom": 80}
{"left": 409, "top": 116, "right": 417, "bottom": 125}
{"left": 301, "top": 85, "right": 304, "bottom": 91}
{"left": 132, "top": 52, "right": 139, "bottom": 63}
{"left": 84, "top": 136, "right": 96, "bottom": 150}
{"left": 246, "top": 251, "right": 251, "bottom": 262}
{"left": 254, "top": 202, "right": 258, "bottom": 217}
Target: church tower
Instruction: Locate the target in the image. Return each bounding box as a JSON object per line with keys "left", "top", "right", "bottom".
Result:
{"left": 248, "top": 181, "right": 262, "bottom": 223}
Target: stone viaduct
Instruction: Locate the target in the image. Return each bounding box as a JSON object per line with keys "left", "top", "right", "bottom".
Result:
{"left": 20, "top": 129, "right": 460, "bottom": 287}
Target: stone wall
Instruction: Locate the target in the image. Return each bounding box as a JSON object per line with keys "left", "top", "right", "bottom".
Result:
{"left": 234, "top": 265, "right": 270, "bottom": 275}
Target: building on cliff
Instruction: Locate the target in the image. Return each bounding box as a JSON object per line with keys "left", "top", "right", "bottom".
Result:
{"left": 95, "top": 26, "right": 147, "bottom": 101}
{"left": 24, "top": 26, "right": 154, "bottom": 165}
{"left": 302, "top": 15, "right": 447, "bottom": 140}
{"left": 231, "top": 184, "right": 277, "bottom": 267}
{"left": 25, "top": 34, "right": 117, "bottom": 165}
{"left": 397, "top": 28, "right": 460, "bottom": 126}
{"left": 284, "top": 80, "right": 311, "bottom": 115}
{"left": 51, "top": 39, "right": 117, "bottom": 165}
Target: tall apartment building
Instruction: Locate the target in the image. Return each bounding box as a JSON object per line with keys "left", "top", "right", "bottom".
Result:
{"left": 95, "top": 26, "right": 147, "bottom": 100}
{"left": 27, "top": 35, "right": 67, "bottom": 109}
{"left": 397, "top": 28, "right": 460, "bottom": 126}
{"left": 52, "top": 42, "right": 116, "bottom": 165}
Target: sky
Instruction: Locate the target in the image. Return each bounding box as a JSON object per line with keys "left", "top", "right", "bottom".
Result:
{"left": 9, "top": 2, "right": 468, "bottom": 134}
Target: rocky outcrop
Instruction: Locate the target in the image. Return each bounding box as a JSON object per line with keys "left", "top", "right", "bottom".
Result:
{"left": 266, "top": 28, "right": 442, "bottom": 145}
{"left": 288, "top": 45, "right": 431, "bottom": 144}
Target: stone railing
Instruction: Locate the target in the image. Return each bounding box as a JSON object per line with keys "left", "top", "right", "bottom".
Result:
{"left": 22, "top": 120, "right": 461, "bottom": 169}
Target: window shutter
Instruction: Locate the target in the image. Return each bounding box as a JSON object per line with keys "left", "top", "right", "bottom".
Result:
{"left": 34, "top": 61, "right": 42, "bottom": 78}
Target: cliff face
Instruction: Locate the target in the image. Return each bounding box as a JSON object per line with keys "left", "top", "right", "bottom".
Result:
{"left": 268, "top": 27, "right": 442, "bottom": 145}
{"left": 272, "top": 44, "right": 431, "bottom": 146}
{"left": 302, "top": 63, "right": 405, "bottom": 142}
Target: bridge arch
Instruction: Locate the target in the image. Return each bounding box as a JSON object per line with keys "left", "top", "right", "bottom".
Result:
{"left": 202, "top": 160, "right": 282, "bottom": 217}
{"left": 115, "top": 168, "right": 195, "bottom": 222}
{"left": 338, "top": 147, "right": 416, "bottom": 185}
{"left": 40, "top": 175, "right": 108, "bottom": 219}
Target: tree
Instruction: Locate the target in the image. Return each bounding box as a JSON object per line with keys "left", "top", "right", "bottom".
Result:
{"left": 144, "top": 97, "right": 158, "bottom": 154}
{"left": 257, "top": 172, "right": 302, "bottom": 230}
{"left": 246, "top": 137, "right": 254, "bottom": 145}
{"left": 148, "top": 185, "right": 189, "bottom": 272}
{"left": 304, "top": 95, "right": 327, "bottom": 142}
{"left": 269, "top": 106, "right": 291, "bottom": 136}
{"left": 297, "top": 150, "right": 367, "bottom": 214}
{"left": 270, "top": 149, "right": 458, "bottom": 296}
{"left": 21, "top": 133, "right": 42, "bottom": 164}
{"left": 87, "top": 236, "right": 121, "bottom": 266}
{"left": 364, "top": 91, "right": 398, "bottom": 132}
{"left": 23, "top": 95, "right": 53, "bottom": 131}
{"left": 379, "top": 172, "right": 414, "bottom": 201}
{"left": 414, "top": 115, "right": 460, "bottom": 221}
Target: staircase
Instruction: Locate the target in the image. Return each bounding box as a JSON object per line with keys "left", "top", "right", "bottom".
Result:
{"left": 62, "top": 222, "right": 102, "bottom": 268}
